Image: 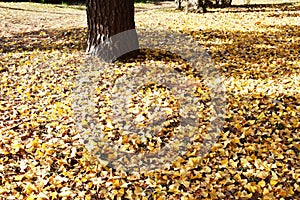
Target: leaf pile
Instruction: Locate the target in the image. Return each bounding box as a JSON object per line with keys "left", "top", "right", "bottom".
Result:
{"left": 0, "top": 1, "right": 299, "bottom": 199}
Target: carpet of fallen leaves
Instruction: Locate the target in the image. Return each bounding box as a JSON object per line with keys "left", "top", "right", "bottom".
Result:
{"left": 0, "top": 1, "right": 300, "bottom": 200}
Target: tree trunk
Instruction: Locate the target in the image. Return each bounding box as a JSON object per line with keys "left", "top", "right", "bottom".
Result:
{"left": 175, "top": 0, "right": 182, "bottom": 9}
{"left": 197, "top": 0, "right": 207, "bottom": 13}
{"left": 86, "top": 0, "right": 139, "bottom": 62}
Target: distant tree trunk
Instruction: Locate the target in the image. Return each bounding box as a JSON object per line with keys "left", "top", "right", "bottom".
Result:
{"left": 221, "top": 0, "right": 232, "bottom": 7}
{"left": 197, "top": 0, "right": 207, "bottom": 13}
{"left": 185, "top": 0, "right": 207, "bottom": 13}
{"left": 86, "top": 0, "right": 139, "bottom": 62}
{"left": 175, "top": 0, "right": 182, "bottom": 9}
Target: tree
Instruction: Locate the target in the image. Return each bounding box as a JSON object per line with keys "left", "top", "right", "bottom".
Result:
{"left": 176, "top": 0, "right": 208, "bottom": 13}
{"left": 86, "top": 0, "right": 139, "bottom": 61}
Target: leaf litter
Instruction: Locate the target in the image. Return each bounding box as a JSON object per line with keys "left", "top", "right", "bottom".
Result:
{"left": 0, "top": 1, "right": 299, "bottom": 199}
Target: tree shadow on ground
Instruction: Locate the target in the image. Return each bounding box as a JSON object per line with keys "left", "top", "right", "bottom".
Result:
{"left": 117, "top": 25, "right": 299, "bottom": 80}
{"left": 165, "top": 2, "right": 300, "bottom": 13}
{"left": 182, "top": 24, "right": 299, "bottom": 79}
{"left": 0, "top": 4, "right": 83, "bottom": 15}
{"left": 1, "top": 21, "right": 299, "bottom": 81}
{"left": 0, "top": 27, "right": 87, "bottom": 53}
{"left": 215, "top": 2, "right": 300, "bottom": 13}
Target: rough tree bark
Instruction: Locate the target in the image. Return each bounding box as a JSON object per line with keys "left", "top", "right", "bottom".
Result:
{"left": 86, "top": 0, "right": 139, "bottom": 62}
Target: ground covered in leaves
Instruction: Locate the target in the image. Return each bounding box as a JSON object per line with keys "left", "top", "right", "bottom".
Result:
{"left": 0, "top": 1, "right": 300, "bottom": 200}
